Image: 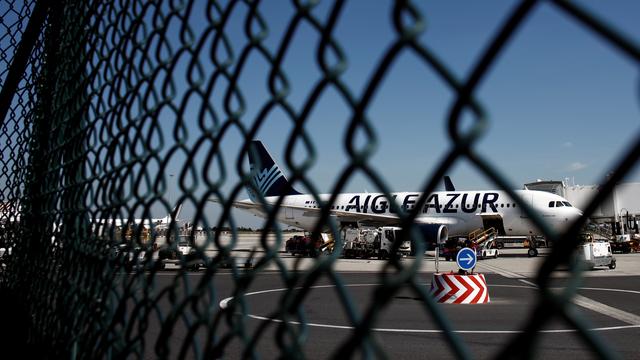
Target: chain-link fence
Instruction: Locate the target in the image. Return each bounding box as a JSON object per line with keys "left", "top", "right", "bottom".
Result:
{"left": 0, "top": 0, "right": 639, "bottom": 358}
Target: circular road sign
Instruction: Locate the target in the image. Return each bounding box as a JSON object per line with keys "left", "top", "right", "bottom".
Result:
{"left": 456, "top": 247, "right": 477, "bottom": 271}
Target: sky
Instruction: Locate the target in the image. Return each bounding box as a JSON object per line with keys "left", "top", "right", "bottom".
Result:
{"left": 165, "top": 0, "right": 638, "bottom": 229}
{"left": 3, "top": 1, "right": 638, "bottom": 229}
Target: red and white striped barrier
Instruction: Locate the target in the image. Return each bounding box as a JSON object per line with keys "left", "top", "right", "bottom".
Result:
{"left": 430, "top": 273, "right": 490, "bottom": 304}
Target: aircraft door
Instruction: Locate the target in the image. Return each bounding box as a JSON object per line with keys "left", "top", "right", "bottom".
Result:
{"left": 285, "top": 206, "right": 294, "bottom": 219}
{"left": 520, "top": 193, "right": 533, "bottom": 216}
{"left": 482, "top": 215, "right": 506, "bottom": 236}
{"left": 517, "top": 193, "right": 533, "bottom": 232}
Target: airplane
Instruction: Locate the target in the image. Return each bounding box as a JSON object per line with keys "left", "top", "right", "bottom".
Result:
{"left": 1, "top": 201, "right": 184, "bottom": 230}
{"left": 216, "top": 140, "right": 582, "bottom": 245}
{"left": 90, "top": 203, "right": 184, "bottom": 230}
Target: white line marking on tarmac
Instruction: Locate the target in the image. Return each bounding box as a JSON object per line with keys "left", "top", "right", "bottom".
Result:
{"left": 477, "top": 263, "right": 640, "bottom": 327}
{"left": 518, "top": 279, "right": 537, "bottom": 287}
{"left": 572, "top": 294, "right": 640, "bottom": 326}
{"left": 219, "top": 284, "right": 379, "bottom": 309}
{"left": 218, "top": 283, "right": 640, "bottom": 334}
{"left": 476, "top": 262, "right": 526, "bottom": 279}
{"left": 243, "top": 314, "right": 640, "bottom": 334}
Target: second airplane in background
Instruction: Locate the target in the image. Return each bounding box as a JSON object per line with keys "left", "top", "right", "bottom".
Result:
{"left": 91, "top": 203, "right": 184, "bottom": 230}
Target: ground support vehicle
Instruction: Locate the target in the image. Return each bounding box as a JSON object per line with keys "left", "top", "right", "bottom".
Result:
{"left": 109, "top": 243, "right": 164, "bottom": 272}
{"left": 495, "top": 236, "right": 530, "bottom": 249}
{"left": 577, "top": 240, "right": 616, "bottom": 270}
{"left": 130, "top": 246, "right": 165, "bottom": 271}
{"left": 610, "top": 235, "right": 633, "bottom": 254}
{"left": 339, "top": 226, "right": 411, "bottom": 259}
{"left": 610, "top": 241, "right": 631, "bottom": 254}
{"left": 341, "top": 227, "right": 374, "bottom": 258}
{"left": 441, "top": 238, "right": 463, "bottom": 261}
{"left": 442, "top": 237, "right": 481, "bottom": 261}
{"left": 526, "top": 242, "right": 539, "bottom": 257}
{"left": 476, "top": 239, "right": 499, "bottom": 259}
{"left": 342, "top": 232, "right": 372, "bottom": 258}
{"left": 374, "top": 227, "right": 412, "bottom": 259}
{"left": 158, "top": 239, "right": 204, "bottom": 271}
{"left": 285, "top": 235, "right": 322, "bottom": 257}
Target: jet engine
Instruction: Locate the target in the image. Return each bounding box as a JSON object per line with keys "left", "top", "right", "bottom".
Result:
{"left": 416, "top": 224, "right": 448, "bottom": 252}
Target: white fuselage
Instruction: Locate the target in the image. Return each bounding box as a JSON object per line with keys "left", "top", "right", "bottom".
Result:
{"left": 91, "top": 216, "right": 174, "bottom": 229}
{"left": 241, "top": 189, "right": 582, "bottom": 236}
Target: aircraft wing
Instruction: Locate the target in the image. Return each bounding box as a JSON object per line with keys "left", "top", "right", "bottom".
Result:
{"left": 208, "top": 198, "right": 267, "bottom": 212}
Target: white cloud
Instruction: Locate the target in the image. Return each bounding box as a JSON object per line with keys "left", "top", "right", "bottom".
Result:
{"left": 563, "top": 141, "right": 574, "bottom": 148}
{"left": 567, "top": 162, "right": 587, "bottom": 172}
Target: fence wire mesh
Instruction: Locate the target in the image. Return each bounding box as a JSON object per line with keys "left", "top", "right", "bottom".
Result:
{"left": 0, "top": 0, "right": 639, "bottom": 358}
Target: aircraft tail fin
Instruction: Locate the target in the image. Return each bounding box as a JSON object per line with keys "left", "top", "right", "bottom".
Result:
{"left": 172, "top": 202, "right": 183, "bottom": 221}
{"left": 444, "top": 176, "right": 456, "bottom": 191}
{"left": 247, "top": 141, "right": 301, "bottom": 201}
{"left": 160, "top": 202, "right": 183, "bottom": 226}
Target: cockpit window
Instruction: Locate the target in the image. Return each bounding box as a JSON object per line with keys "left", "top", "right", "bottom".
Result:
{"left": 548, "top": 201, "right": 555, "bottom": 208}
{"left": 555, "top": 201, "right": 564, "bottom": 207}
{"left": 562, "top": 201, "right": 572, "bottom": 207}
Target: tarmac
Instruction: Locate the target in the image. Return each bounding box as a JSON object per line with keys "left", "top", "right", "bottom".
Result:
{"left": 150, "top": 236, "right": 640, "bottom": 358}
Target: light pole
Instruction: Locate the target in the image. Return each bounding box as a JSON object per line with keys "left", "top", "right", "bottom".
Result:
{"left": 169, "top": 173, "right": 174, "bottom": 207}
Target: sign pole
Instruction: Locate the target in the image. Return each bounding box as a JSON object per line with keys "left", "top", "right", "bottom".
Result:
{"left": 435, "top": 243, "right": 439, "bottom": 273}
{"left": 430, "top": 247, "right": 490, "bottom": 304}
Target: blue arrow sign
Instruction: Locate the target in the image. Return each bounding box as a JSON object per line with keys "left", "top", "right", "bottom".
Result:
{"left": 456, "top": 247, "right": 477, "bottom": 271}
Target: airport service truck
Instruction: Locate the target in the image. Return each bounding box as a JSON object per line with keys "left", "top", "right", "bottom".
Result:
{"left": 156, "top": 237, "right": 204, "bottom": 271}
{"left": 609, "top": 234, "right": 640, "bottom": 254}
{"left": 577, "top": 233, "right": 616, "bottom": 270}
{"left": 341, "top": 226, "right": 411, "bottom": 259}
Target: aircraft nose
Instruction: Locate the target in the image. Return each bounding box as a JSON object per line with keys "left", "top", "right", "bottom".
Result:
{"left": 552, "top": 207, "right": 583, "bottom": 233}
{"left": 572, "top": 207, "right": 583, "bottom": 219}
{"left": 562, "top": 208, "right": 583, "bottom": 229}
